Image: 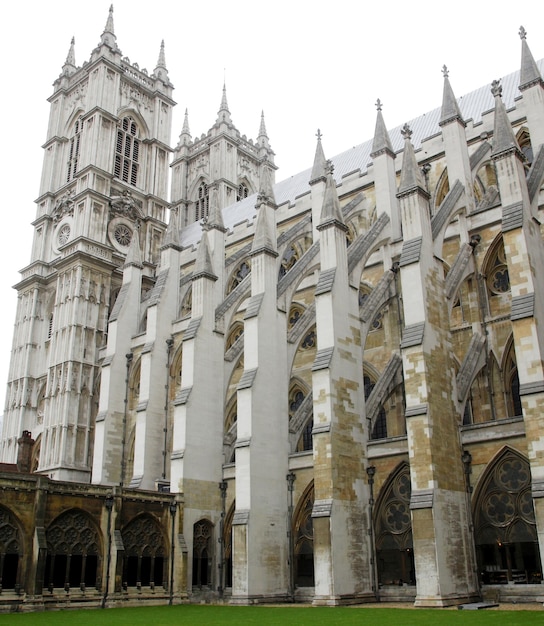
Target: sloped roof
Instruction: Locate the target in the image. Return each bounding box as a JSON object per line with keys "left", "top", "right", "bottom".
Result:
{"left": 180, "top": 59, "right": 543, "bottom": 248}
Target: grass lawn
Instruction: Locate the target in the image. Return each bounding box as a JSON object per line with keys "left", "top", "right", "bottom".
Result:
{"left": 0, "top": 605, "right": 542, "bottom": 626}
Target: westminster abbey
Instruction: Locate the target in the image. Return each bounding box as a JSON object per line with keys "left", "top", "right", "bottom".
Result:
{"left": 1, "top": 7, "right": 544, "bottom": 611}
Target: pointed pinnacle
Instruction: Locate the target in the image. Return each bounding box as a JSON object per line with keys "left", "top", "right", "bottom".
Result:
{"left": 104, "top": 5, "right": 114, "bottom": 35}
{"left": 65, "top": 37, "right": 76, "bottom": 67}
{"left": 182, "top": 109, "right": 191, "bottom": 135}
{"left": 258, "top": 111, "right": 268, "bottom": 138}
{"left": 156, "top": 40, "right": 166, "bottom": 68}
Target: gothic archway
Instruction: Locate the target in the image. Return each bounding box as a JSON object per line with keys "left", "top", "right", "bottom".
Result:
{"left": 122, "top": 515, "right": 166, "bottom": 588}
{"left": 44, "top": 509, "right": 102, "bottom": 591}
{"left": 192, "top": 519, "right": 213, "bottom": 588}
{"left": 0, "top": 506, "right": 23, "bottom": 590}
{"left": 473, "top": 448, "right": 542, "bottom": 584}
{"left": 293, "top": 482, "right": 314, "bottom": 587}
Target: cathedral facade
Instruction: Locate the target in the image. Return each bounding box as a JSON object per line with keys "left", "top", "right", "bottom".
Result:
{"left": 1, "top": 8, "right": 544, "bottom": 611}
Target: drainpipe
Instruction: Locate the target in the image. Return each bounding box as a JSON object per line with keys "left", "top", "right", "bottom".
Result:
{"left": 101, "top": 493, "right": 114, "bottom": 609}
{"left": 169, "top": 500, "right": 178, "bottom": 605}
{"left": 366, "top": 465, "right": 379, "bottom": 601}
{"left": 121, "top": 353, "right": 133, "bottom": 486}
{"left": 218, "top": 481, "right": 228, "bottom": 597}
{"left": 163, "top": 338, "right": 174, "bottom": 481}
{"left": 286, "top": 471, "right": 296, "bottom": 601}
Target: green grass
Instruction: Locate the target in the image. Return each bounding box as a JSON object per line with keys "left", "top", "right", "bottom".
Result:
{"left": 0, "top": 605, "right": 542, "bottom": 626}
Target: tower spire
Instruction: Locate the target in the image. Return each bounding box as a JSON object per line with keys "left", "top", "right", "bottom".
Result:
{"left": 439, "top": 65, "right": 464, "bottom": 126}
{"left": 257, "top": 110, "right": 270, "bottom": 149}
{"left": 519, "top": 26, "right": 543, "bottom": 90}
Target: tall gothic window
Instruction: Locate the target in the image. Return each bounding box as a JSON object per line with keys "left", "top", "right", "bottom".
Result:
{"left": 67, "top": 116, "right": 84, "bottom": 182}
{"left": 195, "top": 183, "right": 209, "bottom": 221}
{"left": 114, "top": 117, "right": 140, "bottom": 186}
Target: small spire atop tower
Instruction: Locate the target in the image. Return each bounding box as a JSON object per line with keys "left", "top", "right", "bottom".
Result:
{"left": 310, "top": 129, "right": 328, "bottom": 183}
{"left": 519, "top": 26, "right": 543, "bottom": 90}
{"left": 257, "top": 110, "right": 270, "bottom": 150}
{"left": 490, "top": 79, "right": 523, "bottom": 159}
{"left": 371, "top": 100, "right": 394, "bottom": 157}
{"left": 439, "top": 65, "right": 465, "bottom": 127}
{"left": 62, "top": 37, "right": 77, "bottom": 77}
{"left": 153, "top": 40, "right": 170, "bottom": 83}
{"left": 398, "top": 124, "right": 426, "bottom": 194}
{"left": 99, "top": 5, "right": 119, "bottom": 51}
{"left": 216, "top": 83, "right": 232, "bottom": 124}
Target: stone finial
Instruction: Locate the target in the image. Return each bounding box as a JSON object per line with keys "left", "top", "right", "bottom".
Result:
{"left": 519, "top": 25, "right": 527, "bottom": 40}
{"left": 401, "top": 123, "right": 413, "bottom": 141}
{"left": 375, "top": 99, "right": 382, "bottom": 111}
{"left": 442, "top": 65, "right": 449, "bottom": 78}
{"left": 491, "top": 79, "right": 503, "bottom": 98}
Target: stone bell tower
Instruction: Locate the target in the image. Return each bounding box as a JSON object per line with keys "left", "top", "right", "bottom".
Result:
{"left": 0, "top": 7, "right": 174, "bottom": 482}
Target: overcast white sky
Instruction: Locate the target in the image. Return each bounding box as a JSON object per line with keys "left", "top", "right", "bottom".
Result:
{"left": 0, "top": 1, "right": 543, "bottom": 424}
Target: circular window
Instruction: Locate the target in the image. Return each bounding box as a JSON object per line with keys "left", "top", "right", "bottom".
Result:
{"left": 58, "top": 224, "right": 71, "bottom": 246}
{"left": 114, "top": 223, "right": 132, "bottom": 247}
{"left": 108, "top": 217, "right": 135, "bottom": 253}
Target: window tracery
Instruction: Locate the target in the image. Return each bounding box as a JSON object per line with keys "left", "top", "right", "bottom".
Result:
{"left": 237, "top": 182, "right": 249, "bottom": 202}
{"left": 288, "top": 303, "right": 305, "bottom": 329}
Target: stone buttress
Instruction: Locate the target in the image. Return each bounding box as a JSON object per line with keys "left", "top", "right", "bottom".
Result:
{"left": 311, "top": 160, "right": 372, "bottom": 605}
{"left": 231, "top": 168, "right": 290, "bottom": 602}
{"left": 397, "top": 124, "right": 478, "bottom": 606}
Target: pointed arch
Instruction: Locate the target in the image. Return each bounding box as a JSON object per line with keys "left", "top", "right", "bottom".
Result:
{"left": 223, "top": 501, "right": 235, "bottom": 588}
{"left": 0, "top": 505, "right": 24, "bottom": 590}
{"left": 374, "top": 462, "right": 415, "bottom": 586}
{"left": 44, "top": 508, "right": 102, "bottom": 590}
{"left": 501, "top": 336, "right": 522, "bottom": 418}
{"left": 226, "top": 259, "right": 251, "bottom": 295}
{"left": 192, "top": 518, "right": 214, "bottom": 588}
{"left": 472, "top": 447, "right": 542, "bottom": 584}
{"left": 122, "top": 514, "right": 167, "bottom": 588}
{"left": 293, "top": 481, "right": 314, "bottom": 587}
